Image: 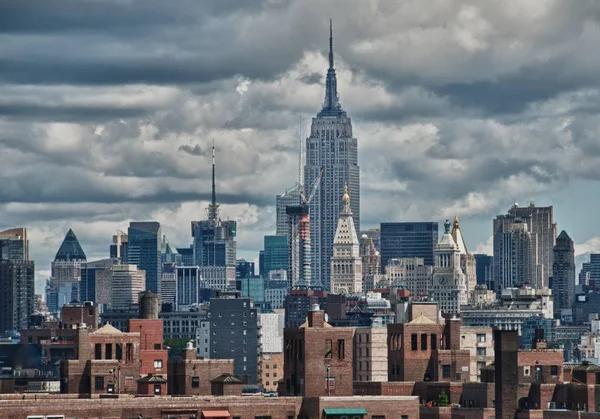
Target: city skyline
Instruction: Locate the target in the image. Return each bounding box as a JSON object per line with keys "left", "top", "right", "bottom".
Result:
{"left": 2, "top": 1, "right": 600, "bottom": 292}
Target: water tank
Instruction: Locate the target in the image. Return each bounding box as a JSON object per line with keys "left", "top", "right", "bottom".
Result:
{"left": 139, "top": 291, "right": 160, "bottom": 319}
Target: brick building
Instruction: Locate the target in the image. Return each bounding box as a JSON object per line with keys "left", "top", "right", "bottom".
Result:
{"left": 282, "top": 304, "right": 354, "bottom": 397}
{"left": 168, "top": 342, "right": 235, "bottom": 396}
{"left": 388, "top": 308, "right": 471, "bottom": 383}
{"left": 21, "top": 302, "right": 99, "bottom": 368}
{"left": 60, "top": 292, "right": 169, "bottom": 396}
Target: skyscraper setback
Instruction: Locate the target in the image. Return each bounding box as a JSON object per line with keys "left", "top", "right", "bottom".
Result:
{"left": 305, "top": 21, "right": 360, "bottom": 290}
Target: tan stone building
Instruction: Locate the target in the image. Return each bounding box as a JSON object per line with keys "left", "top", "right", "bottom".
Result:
{"left": 460, "top": 326, "right": 494, "bottom": 382}
{"left": 353, "top": 327, "right": 388, "bottom": 382}
{"left": 260, "top": 352, "right": 283, "bottom": 394}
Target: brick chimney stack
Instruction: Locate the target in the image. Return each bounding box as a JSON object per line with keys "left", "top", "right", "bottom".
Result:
{"left": 308, "top": 304, "right": 325, "bottom": 328}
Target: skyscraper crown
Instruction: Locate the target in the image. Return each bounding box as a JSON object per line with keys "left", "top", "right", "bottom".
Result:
{"left": 54, "top": 229, "right": 87, "bottom": 261}
{"left": 318, "top": 19, "right": 346, "bottom": 117}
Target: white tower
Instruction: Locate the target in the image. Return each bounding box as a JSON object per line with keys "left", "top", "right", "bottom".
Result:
{"left": 330, "top": 186, "right": 362, "bottom": 295}
{"left": 430, "top": 220, "right": 468, "bottom": 314}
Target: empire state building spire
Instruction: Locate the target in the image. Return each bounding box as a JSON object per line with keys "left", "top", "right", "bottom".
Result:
{"left": 319, "top": 19, "right": 345, "bottom": 117}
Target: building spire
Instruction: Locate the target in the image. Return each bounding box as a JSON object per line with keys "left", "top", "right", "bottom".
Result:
{"left": 207, "top": 140, "right": 220, "bottom": 223}
{"left": 318, "top": 19, "right": 345, "bottom": 117}
{"left": 329, "top": 18, "right": 334, "bottom": 70}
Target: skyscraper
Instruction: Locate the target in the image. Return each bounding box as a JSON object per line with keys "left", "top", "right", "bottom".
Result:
{"left": 305, "top": 20, "right": 360, "bottom": 290}
{"left": 507, "top": 203, "right": 557, "bottom": 288}
{"left": 46, "top": 229, "right": 87, "bottom": 313}
{"left": 0, "top": 227, "right": 34, "bottom": 335}
{"left": 127, "top": 221, "right": 161, "bottom": 292}
{"left": 552, "top": 230, "right": 575, "bottom": 318}
{"left": 111, "top": 264, "right": 146, "bottom": 310}
{"left": 493, "top": 215, "right": 533, "bottom": 294}
{"left": 380, "top": 222, "right": 439, "bottom": 270}
{"left": 474, "top": 254, "right": 493, "bottom": 288}
{"left": 191, "top": 146, "right": 237, "bottom": 270}
{"left": 0, "top": 228, "right": 29, "bottom": 261}
{"left": 330, "top": 186, "right": 362, "bottom": 295}
{"left": 263, "top": 235, "right": 289, "bottom": 275}
{"left": 276, "top": 184, "right": 301, "bottom": 237}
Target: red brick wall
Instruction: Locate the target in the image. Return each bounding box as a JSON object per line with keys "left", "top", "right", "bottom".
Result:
{"left": 128, "top": 319, "right": 163, "bottom": 350}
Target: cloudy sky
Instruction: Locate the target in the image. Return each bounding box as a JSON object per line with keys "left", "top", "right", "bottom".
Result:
{"left": 2, "top": 0, "right": 600, "bottom": 292}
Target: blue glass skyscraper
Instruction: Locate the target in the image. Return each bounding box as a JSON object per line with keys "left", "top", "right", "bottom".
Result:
{"left": 127, "top": 221, "right": 161, "bottom": 292}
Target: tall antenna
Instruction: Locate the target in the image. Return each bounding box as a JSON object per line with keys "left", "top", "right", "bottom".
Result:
{"left": 207, "top": 139, "right": 219, "bottom": 223}
{"left": 329, "top": 18, "right": 334, "bottom": 70}
{"left": 298, "top": 115, "right": 303, "bottom": 195}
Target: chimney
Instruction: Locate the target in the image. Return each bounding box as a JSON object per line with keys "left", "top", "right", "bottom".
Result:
{"left": 495, "top": 330, "right": 519, "bottom": 419}
{"left": 308, "top": 304, "right": 325, "bottom": 328}
{"left": 532, "top": 328, "right": 547, "bottom": 350}
{"left": 183, "top": 340, "right": 197, "bottom": 360}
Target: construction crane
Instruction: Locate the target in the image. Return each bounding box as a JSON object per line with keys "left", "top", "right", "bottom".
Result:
{"left": 301, "top": 169, "right": 324, "bottom": 206}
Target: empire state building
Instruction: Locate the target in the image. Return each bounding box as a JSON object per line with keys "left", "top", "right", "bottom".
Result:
{"left": 304, "top": 20, "right": 360, "bottom": 290}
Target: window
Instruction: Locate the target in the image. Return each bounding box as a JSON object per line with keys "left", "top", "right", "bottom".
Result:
{"left": 273, "top": 373, "right": 277, "bottom": 377}
{"left": 442, "top": 365, "right": 451, "bottom": 379}
{"left": 105, "top": 343, "right": 112, "bottom": 359}
{"left": 411, "top": 334, "right": 418, "bottom": 351}
{"left": 154, "top": 384, "right": 161, "bottom": 395}
{"left": 266, "top": 381, "right": 270, "bottom": 386}
{"left": 266, "top": 373, "right": 270, "bottom": 377}
{"left": 154, "top": 360, "right": 163, "bottom": 369}
{"left": 273, "top": 364, "right": 277, "bottom": 368}
{"left": 154, "top": 343, "right": 161, "bottom": 350}
{"left": 126, "top": 343, "right": 133, "bottom": 361}
{"left": 94, "top": 376, "right": 105, "bottom": 391}
{"left": 524, "top": 366, "right": 530, "bottom": 376}
{"left": 421, "top": 333, "right": 428, "bottom": 351}
{"left": 477, "top": 333, "right": 486, "bottom": 343}
{"left": 94, "top": 343, "right": 102, "bottom": 360}
{"left": 325, "top": 339, "right": 332, "bottom": 358}
{"left": 266, "top": 364, "right": 270, "bottom": 369}
{"left": 551, "top": 365, "right": 558, "bottom": 376}
{"left": 116, "top": 344, "right": 123, "bottom": 360}
{"left": 192, "top": 376, "right": 200, "bottom": 388}
{"left": 373, "top": 416, "right": 386, "bottom": 419}
{"left": 431, "top": 334, "right": 437, "bottom": 350}
{"left": 477, "top": 348, "right": 486, "bottom": 357}
{"left": 338, "top": 339, "right": 345, "bottom": 359}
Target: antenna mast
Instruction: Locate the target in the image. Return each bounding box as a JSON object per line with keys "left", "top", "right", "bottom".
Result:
{"left": 298, "top": 116, "right": 303, "bottom": 195}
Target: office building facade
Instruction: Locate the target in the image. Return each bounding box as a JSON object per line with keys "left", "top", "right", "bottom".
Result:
{"left": 80, "top": 258, "right": 114, "bottom": 308}
{"left": 507, "top": 203, "right": 557, "bottom": 288}
{"left": 305, "top": 22, "right": 360, "bottom": 290}
{"left": 0, "top": 228, "right": 29, "bottom": 261}
{"left": 0, "top": 259, "right": 35, "bottom": 335}
{"left": 552, "top": 231, "right": 575, "bottom": 318}
{"left": 380, "top": 222, "right": 439, "bottom": 270}
{"left": 127, "top": 222, "right": 161, "bottom": 292}
{"left": 263, "top": 235, "right": 288, "bottom": 276}
{"left": 196, "top": 296, "right": 260, "bottom": 384}
{"left": 176, "top": 266, "right": 201, "bottom": 309}
{"left": 111, "top": 264, "right": 146, "bottom": 310}
{"left": 493, "top": 215, "right": 534, "bottom": 293}
{"left": 474, "top": 254, "right": 493, "bottom": 288}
